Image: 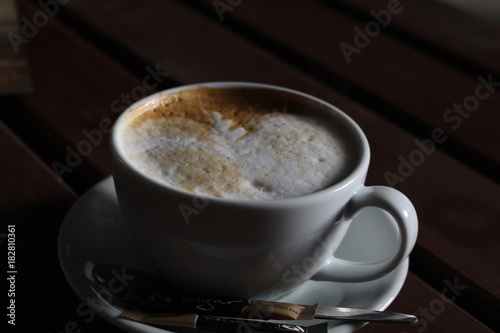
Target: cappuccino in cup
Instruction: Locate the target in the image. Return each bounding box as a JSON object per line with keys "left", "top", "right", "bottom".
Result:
{"left": 111, "top": 82, "right": 418, "bottom": 298}
{"left": 118, "top": 86, "right": 358, "bottom": 200}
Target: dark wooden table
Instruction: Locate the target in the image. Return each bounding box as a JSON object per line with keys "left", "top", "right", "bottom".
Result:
{"left": 1, "top": 0, "right": 499, "bottom": 332}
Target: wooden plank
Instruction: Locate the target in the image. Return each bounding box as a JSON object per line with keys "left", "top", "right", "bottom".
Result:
{"left": 62, "top": 0, "right": 500, "bottom": 301}
{"left": 0, "top": 121, "right": 75, "bottom": 212}
{"left": 0, "top": 121, "right": 122, "bottom": 331}
{"left": 331, "top": 0, "right": 500, "bottom": 75}
{"left": 0, "top": 0, "right": 32, "bottom": 95}
{"left": 10, "top": 0, "right": 155, "bottom": 191}
{"left": 362, "top": 274, "right": 494, "bottom": 333}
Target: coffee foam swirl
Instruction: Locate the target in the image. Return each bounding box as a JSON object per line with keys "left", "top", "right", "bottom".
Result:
{"left": 119, "top": 87, "right": 356, "bottom": 199}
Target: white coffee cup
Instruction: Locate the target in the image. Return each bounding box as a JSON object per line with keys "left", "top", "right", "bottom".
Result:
{"left": 110, "top": 82, "right": 418, "bottom": 299}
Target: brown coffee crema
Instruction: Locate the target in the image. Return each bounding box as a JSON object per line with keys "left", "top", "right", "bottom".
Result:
{"left": 123, "top": 87, "right": 332, "bottom": 132}
{"left": 119, "top": 86, "right": 356, "bottom": 200}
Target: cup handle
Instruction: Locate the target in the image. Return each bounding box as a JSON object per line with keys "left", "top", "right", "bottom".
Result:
{"left": 312, "top": 186, "right": 418, "bottom": 282}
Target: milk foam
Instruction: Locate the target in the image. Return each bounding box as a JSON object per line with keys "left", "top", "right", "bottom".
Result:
{"left": 120, "top": 108, "right": 354, "bottom": 200}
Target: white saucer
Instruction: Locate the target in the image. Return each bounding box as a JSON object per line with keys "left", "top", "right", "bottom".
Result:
{"left": 58, "top": 177, "right": 409, "bottom": 333}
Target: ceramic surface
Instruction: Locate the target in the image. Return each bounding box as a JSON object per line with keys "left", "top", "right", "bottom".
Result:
{"left": 58, "top": 177, "right": 409, "bottom": 333}
{"left": 110, "top": 82, "right": 417, "bottom": 297}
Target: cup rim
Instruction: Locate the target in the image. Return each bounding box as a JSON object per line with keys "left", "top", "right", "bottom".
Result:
{"left": 111, "top": 81, "right": 370, "bottom": 206}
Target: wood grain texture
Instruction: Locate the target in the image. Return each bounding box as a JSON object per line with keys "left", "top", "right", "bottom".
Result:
{"left": 0, "top": 0, "right": 32, "bottom": 94}
{"left": 333, "top": 0, "right": 500, "bottom": 75}
{"left": 11, "top": 0, "right": 151, "bottom": 190}
{"left": 362, "top": 274, "right": 494, "bottom": 333}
